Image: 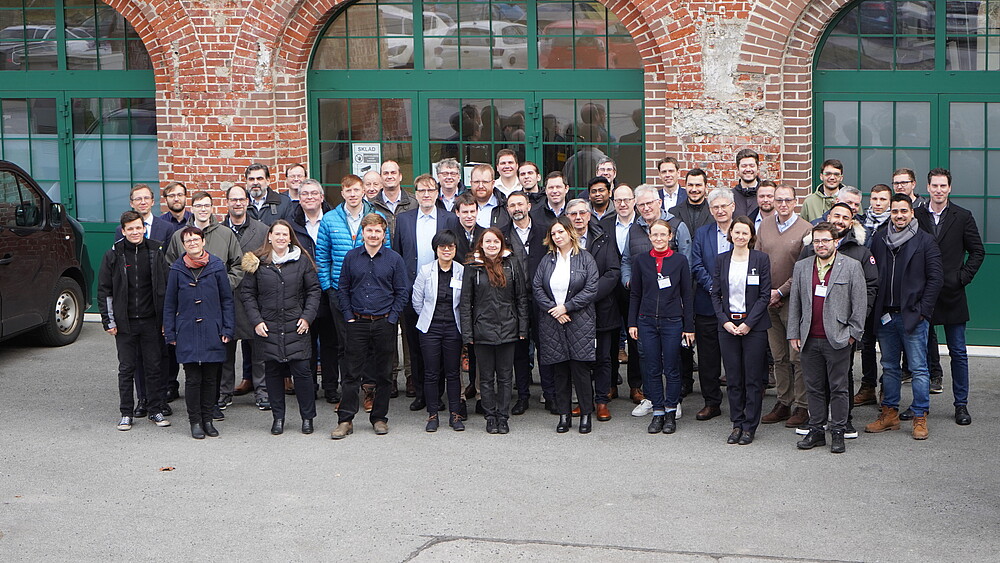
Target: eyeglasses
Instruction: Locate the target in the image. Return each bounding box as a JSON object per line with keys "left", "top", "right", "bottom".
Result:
{"left": 298, "top": 191, "right": 323, "bottom": 199}
{"left": 470, "top": 180, "right": 491, "bottom": 186}
{"left": 774, "top": 197, "right": 795, "bottom": 203}
{"left": 438, "top": 171, "right": 459, "bottom": 177}
{"left": 613, "top": 197, "right": 634, "bottom": 204}
{"left": 710, "top": 204, "right": 732, "bottom": 211}
{"left": 192, "top": 203, "right": 213, "bottom": 209}
{"left": 813, "top": 238, "right": 834, "bottom": 245}
{"left": 130, "top": 196, "right": 152, "bottom": 202}
{"left": 636, "top": 200, "right": 659, "bottom": 209}
{"left": 227, "top": 197, "right": 248, "bottom": 203}
{"left": 415, "top": 188, "right": 438, "bottom": 194}
{"left": 892, "top": 181, "right": 914, "bottom": 186}
{"left": 821, "top": 171, "right": 843, "bottom": 177}
{"left": 165, "top": 193, "right": 186, "bottom": 199}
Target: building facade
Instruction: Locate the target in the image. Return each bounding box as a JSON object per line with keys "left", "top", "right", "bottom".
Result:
{"left": 1, "top": 0, "right": 998, "bottom": 342}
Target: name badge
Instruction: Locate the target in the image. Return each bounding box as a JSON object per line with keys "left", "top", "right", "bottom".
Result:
{"left": 747, "top": 275, "right": 760, "bottom": 286}
{"left": 657, "top": 276, "right": 671, "bottom": 289}
{"left": 450, "top": 277, "right": 463, "bottom": 290}
{"left": 881, "top": 313, "right": 892, "bottom": 325}
{"left": 814, "top": 284, "right": 828, "bottom": 298}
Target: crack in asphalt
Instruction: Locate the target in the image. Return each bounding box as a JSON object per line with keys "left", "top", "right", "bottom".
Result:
{"left": 401, "top": 535, "right": 865, "bottom": 562}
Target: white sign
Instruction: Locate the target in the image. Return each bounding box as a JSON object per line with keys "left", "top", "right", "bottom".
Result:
{"left": 352, "top": 143, "right": 381, "bottom": 176}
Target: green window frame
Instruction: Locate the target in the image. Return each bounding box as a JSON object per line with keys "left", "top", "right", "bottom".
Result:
{"left": 815, "top": 0, "right": 1000, "bottom": 343}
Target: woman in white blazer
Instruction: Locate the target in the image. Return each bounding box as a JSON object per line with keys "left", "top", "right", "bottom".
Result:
{"left": 412, "top": 230, "right": 465, "bottom": 432}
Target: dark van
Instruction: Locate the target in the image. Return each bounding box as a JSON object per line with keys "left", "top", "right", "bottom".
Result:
{"left": 0, "top": 160, "right": 89, "bottom": 345}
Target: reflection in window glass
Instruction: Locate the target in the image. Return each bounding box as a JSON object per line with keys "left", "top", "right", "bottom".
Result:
{"left": 72, "top": 97, "right": 158, "bottom": 222}
{"left": 426, "top": 98, "right": 526, "bottom": 169}
{"left": 542, "top": 98, "right": 642, "bottom": 189}
{"left": 817, "top": 0, "right": 935, "bottom": 70}
{"left": 0, "top": 98, "right": 60, "bottom": 200}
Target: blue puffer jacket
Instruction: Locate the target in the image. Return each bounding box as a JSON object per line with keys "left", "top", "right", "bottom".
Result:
{"left": 315, "top": 200, "right": 391, "bottom": 290}
{"left": 163, "top": 254, "right": 235, "bottom": 364}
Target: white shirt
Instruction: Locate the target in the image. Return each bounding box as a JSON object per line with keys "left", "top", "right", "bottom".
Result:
{"left": 615, "top": 214, "right": 634, "bottom": 255}
{"left": 494, "top": 179, "right": 521, "bottom": 198}
{"left": 578, "top": 229, "right": 588, "bottom": 251}
{"left": 661, "top": 188, "right": 680, "bottom": 213}
{"left": 476, "top": 195, "right": 499, "bottom": 228}
{"left": 514, "top": 221, "right": 531, "bottom": 248}
{"left": 416, "top": 209, "right": 437, "bottom": 269}
{"left": 381, "top": 190, "right": 402, "bottom": 214}
{"left": 142, "top": 214, "right": 154, "bottom": 238}
{"left": 304, "top": 214, "right": 322, "bottom": 243}
{"left": 440, "top": 194, "right": 457, "bottom": 212}
{"left": 728, "top": 257, "right": 749, "bottom": 313}
{"left": 550, "top": 251, "right": 572, "bottom": 305}
{"left": 931, "top": 205, "right": 947, "bottom": 225}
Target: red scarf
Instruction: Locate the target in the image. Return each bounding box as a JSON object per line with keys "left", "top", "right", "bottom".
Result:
{"left": 650, "top": 247, "right": 673, "bottom": 274}
{"left": 183, "top": 251, "right": 210, "bottom": 269}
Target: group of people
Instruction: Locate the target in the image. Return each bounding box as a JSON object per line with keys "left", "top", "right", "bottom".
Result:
{"left": 99, "top": 150, "right": 984, "bottom": 452}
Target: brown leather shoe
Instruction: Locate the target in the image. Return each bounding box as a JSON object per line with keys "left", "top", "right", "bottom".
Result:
{"left": 571, "top": 406, "right": 581, "bottom": 416}
{"left": 912, "top": 414, "right": 928, "bottom": 440}
{"left": 373, "top": 420, "right": 389, "bottom": 435}
{"left": 618, "top": 348, "right": 628, "bottom": 363}
{"left": 760, "top": 402, "right": 791, "bottom": 424}
{"left": 405, "top": 376, "right": 417, "bottom": 398}
{"left": 629, "top": 388, "right": 644, "bottom": 404}
{"left": 284, "top": 378, "right": 295, "bottom": 395}
{"left": 233, "top": 379, "right": 253, "bottom": 396}
{"left": 362, "top": 384, "right": 374, "bottom": 413}
{"left": 785, "top": 407, "right": 809, "bottom": 428}
{"left": 853, "top": 384, "right": 877, "bottom": 406}
{"left": 607, "top": 386, "right": 618, "bottom": 400}
{"left": 695, "top": 405, "right": 722, "bottom": 421}
{"left": 595, "top": 403, "right": 611, "bottom": 421}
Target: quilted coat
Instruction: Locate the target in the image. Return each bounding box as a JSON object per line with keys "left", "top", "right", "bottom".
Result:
{"left": 532, "top": 249, "right": 599, "bottom": 365}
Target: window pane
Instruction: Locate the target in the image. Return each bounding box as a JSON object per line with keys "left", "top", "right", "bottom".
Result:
{"left": 824, "top": 148, "right": 859, "bottom": 189}
{"left": 951, "top": 102, "right": 986, "bottom": 148}
{"left": 950, "top": 150, "right": 985, "bottom": 196}
{"left": 313, "top": 37, "right": 348, "bottom": 69}
{"left": 318, "top": 98, "right": 349, "bottom": 141}
{"left": 986, "top": 198, "right": 1000, "bottom": 242}
{"left": 895, "top": 102, "right": 930, "bottom": 146}
{"left": 859, "top": 36, "right": 893, "bottom": 69}
{"left": 896, "top": 36, "right": 934, "bottom": 70}
{"left": 859, "top": 148, "right": 893, "bottom": 189}
{"left": 817, "top": 36, "right": 860, "bottom": 69}
{"left": 894, "top": 148, "right": 928, "bottom": 178}
{"left": 988, "top": 102, "right": 1000, "bottom": 145}
{"left": 860, "top": 101, "right": 893, "bottom": 146}
{"left": 824, "top": 101, "right": 858, "bottom": 146}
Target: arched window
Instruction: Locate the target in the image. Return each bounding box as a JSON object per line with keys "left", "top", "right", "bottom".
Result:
{"left": 0, "top": 1, "right": 155, "bottom": 224}
{"left": 308, "top": 0, "right": 644, "bottom": 195}
{"left": 814, "top": 0, "right": 1000, "bottom": 343}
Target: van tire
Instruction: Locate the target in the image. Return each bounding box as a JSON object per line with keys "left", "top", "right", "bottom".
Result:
{"left": 36, "top": 277, "right": 84, "bottom": 346}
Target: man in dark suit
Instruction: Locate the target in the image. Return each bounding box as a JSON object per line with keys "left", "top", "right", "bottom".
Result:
{"left": 566, "top": 199, "right": 620, "bottom": 422}
{"left": 690, "top": 187, "right": 737, "bottom": 421}
{"left": 866, "top": 194, "right": 943, "bottom": 440}
{"left": 393, "top": 174, "right": 462, "bottom": 411}
{"left": 914, "top": 168, "right": 984, "bottom": 426}
{"left": 115, "top": 183, "right": 174, "bottom": 244}
{"left": 454, "top": 193, "right": 485, "bottom": 266}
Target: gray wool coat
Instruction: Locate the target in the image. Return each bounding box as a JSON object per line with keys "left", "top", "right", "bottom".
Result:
{"left": 532, "top": 249, "right": 599, "bottom": 365}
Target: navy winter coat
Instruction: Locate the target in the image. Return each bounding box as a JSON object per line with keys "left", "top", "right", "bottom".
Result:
{"left": 163, "top": 254, "right": 235, "bottom": 364}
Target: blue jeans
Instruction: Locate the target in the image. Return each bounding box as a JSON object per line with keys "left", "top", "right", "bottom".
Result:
{"left": 636, "top": 315, "right": 682, "bottom": 411}
{"left": 941, "top": 323, "right": 970, "bottom": 406}
{"left": 878, "top": 315, "right": 930, "bottom": 416}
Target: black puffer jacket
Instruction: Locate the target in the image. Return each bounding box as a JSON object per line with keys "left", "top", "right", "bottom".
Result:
{"left": 583, "top": 221, "right": 621, "bottom": 332}
{"left": 460, "top": 250, "right": 529, "bottom": 345}
{"left": 533, "top": 249, "right": 599, "bottom": 364}
{"left": 240, "top": 247, "right": 321, "bottom": 362}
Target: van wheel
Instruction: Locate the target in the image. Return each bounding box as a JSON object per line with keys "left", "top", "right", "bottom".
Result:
{"left": 36, "top": 277, "right": 84, "bottom": 346}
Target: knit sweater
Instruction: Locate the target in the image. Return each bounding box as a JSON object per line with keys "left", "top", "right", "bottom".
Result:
{"left": 754, "top": 214, "right": 812, "bottom": 297}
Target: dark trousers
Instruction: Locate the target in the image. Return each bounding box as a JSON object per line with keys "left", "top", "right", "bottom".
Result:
{"left": 801, "top": 337, "right": 852, "bottom": 432}
{"left": 694, "top": 314, "right": 723, "bottom": 407}
{"left": 513, "top": 334, "right": 533, "bottom": 399}
{"left": 114, "top": 317, "right": 166, "bottom": 416}
{"left": 592, "top": 329, "right": 616, "bottom": 404}
{"left": 327, "top": 288, "right": 375, "bottom": 386}
{"left": 476, "top": 342, "right": 515, "bottom": 420}
{"left": 860, "top": 310, "right": 879, "bottom": 389}
{"left": 420, "top": 321, "right": 462, "bottom": 414}
{"left": 264, "top": 359, "right": 316, "bottom": 421}
{"left": 183, "top": 362, "right": 220, "bottom": 424}
{"left": 311, "top": 306, "right": 340, "bottom": 398}
{"left": 615, "top": 288, "right": 643, "bottom": 389}
{"left": 219, "top": 339, "right": 239, "bottom": 402}
{"left": 339, "top": 318, "right": 395, "bottom": 424}
{"left": 164, "top": 343, "right": 180, "bottom": 393}
{"left": 237, "top": 340, "right": 267, "bottom": 399}
{"left": 530, "top": 314, "right": 555, "bottom": 402}
{"left": 554, "top": 359, "right": 593, "bottom": 415}
{"left": 402, "top": 305, "right": 426, "bottom": 400}
{"left": 719, "top": 327, "right": 767, "bottom": 433}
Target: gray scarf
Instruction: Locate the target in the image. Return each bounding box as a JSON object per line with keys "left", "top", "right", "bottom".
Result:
{"left": 884, "top": 219, "right": 917, "bottom": 251}
{"left": 272, "top": 245, "right": 301, "bottom": 265}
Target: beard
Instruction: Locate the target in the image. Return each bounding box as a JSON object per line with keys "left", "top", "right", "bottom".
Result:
{"left": 248, "top": 186, "right": 265, "bottom": 199}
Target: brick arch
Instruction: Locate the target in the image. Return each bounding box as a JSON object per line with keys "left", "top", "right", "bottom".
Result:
{"left": 228, "top": 0, "right": 695, "bottom": 174}
{"left": 736, "top": 0, "right": 854, "bottom": 194}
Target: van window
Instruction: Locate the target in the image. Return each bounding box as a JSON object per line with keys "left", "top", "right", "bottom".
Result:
{"left": 0, "top": 170, "right": 43, "bottom": 228}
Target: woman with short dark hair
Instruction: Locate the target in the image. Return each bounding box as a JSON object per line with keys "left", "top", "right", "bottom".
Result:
{"left": 163, "top": 226, "right": 235, "bottom": 439}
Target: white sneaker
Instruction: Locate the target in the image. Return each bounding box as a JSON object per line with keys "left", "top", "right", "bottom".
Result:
{"left": 117, "top": 416, "right": 133, "bottom": 431}
{"left": 631, "top": 399, "right": 653, "bottom": 417}
{"left": 675, "top": 402, "right": 683, "bottom": 419}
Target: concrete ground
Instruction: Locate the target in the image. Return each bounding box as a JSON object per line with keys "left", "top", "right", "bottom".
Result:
{"left": 1, "top": 322, "right": 997, "bottom": 562}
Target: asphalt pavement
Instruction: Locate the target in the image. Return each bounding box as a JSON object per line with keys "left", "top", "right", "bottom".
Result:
{"left": 1, "top": 322, "right": 997, "bottom": 562}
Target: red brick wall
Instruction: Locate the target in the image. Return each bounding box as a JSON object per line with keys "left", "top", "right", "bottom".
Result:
{"left": 102, "top": 0, "right": 847, "bottom": 210}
